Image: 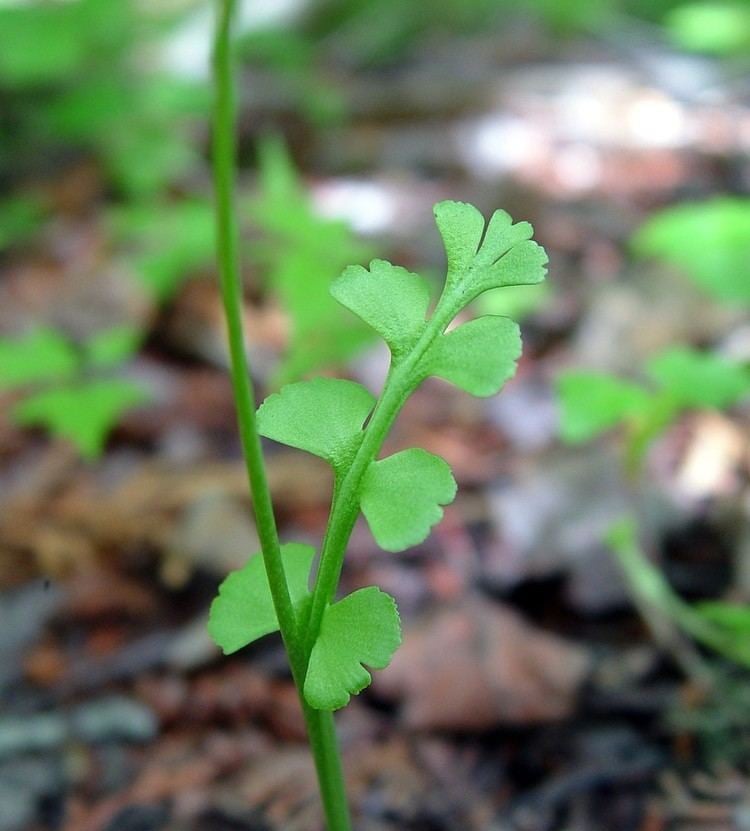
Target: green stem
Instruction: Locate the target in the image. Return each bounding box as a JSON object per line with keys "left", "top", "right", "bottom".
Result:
{"left": 211, "top": 4, "right": 352, "bottom": 829}
{"left": 212, "top": 0, "right": 300, "bottom": 668}
{"left": 607, "top": 518, "right": 750, "bottom": 683}
{"left": 303, "top": 707, "right": 353, "bottom": 830}
{"left": 303, "top": 299, "right": 456, "bottom": 659}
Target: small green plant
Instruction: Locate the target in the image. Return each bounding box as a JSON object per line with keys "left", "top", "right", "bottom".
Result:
{"left": 247, "top": 136, "right": 377, "bottom": 383}
{"left": 0, "top": 326, "right": 147, "bottom": 460}
{"left": 0, "top": 0, "right": 207, "bottom": 199}
{"left": 109, "top": 138, "right": 377, "bottom": 369}
{"left": 633, "top": 198, "right": 750, "bottom": 305}
{"left": 559, "top": 345, "right": 750, "bottom": 470}
{"left": 207, "top": 3, "right": 547, "bottom": 826}
{"left": 607, "top": 520, "right": 750, "bottom": 675}
{"left": 558, "top": 342, "right": 750, "bottom": 675}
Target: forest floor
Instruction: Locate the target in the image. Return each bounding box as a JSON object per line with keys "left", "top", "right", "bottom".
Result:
{"left": 1, "top": 24, "right": 750, "bottom": 831}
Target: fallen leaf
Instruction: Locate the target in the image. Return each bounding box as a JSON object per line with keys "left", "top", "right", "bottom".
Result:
{"left": 374, "top": 596, "right": 591, "bottom": 729}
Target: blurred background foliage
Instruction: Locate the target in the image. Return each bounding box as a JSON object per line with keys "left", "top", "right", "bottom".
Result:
{"left": 1, "top": 0, "right": 748, "bottom": 649}
{"left": 0, "top": 0, "right": 749, "bottom": 828}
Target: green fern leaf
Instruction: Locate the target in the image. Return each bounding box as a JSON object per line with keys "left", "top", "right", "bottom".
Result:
{"left": 304, "top": 587, "right": 401, "bottom": 710}
{"left": 208, "top": 543, "right": 315, "bottom": 655}
{"left": 360, "top": 448, "right": 456, "bottom": 551}
{"left": 257, "top": 378, "right": 375, "bottom": 469}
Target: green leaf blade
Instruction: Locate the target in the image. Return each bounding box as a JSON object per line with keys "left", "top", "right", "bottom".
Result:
{"left": 85, "top": 326, "right": 143, "bottom": 369}
{"left": 304, "top": 587, "right": 401, "bottom": 710}
{"left": 208, "top": 543, "right": 315, "bottom": 655}
{"left": 12, "top": 379, "right": 148, "bottom": 460}
{"left": 434, "top": 201, "right": 548, "bottom": 304}
{"left": 257, "top": 378, "right": 375, "bottom": 468}
{"left": 0, "top": 329, "right": 79, "bottom": 390}
{"left": 111, "top": 199, "right": 215, "bottom": 303}
{"left": 557, "top": 372, "right": 651, "bottom": 443}
{"left": 633, "top": 198, "right": 750, "bottom": 305}
{"left": 248, "top": 136, "right": 377, "bottom": 381}
{"left": 667, "top": 3, "right": 750, "bottom": 58}
{"left": 474, "top": 208, "right": 534, "bottom": 267}
{"left": 360, "top": 448, "right": 456, "bottom": 552}
{"left": 646, "top": 347, "right": 750, "bottom": 410}
{"left": 482, "top": 239, "right": 548, "bottom": 293}
{"left": 331, "top": 259, "right": 431, "bottom": 354}
{"left": 433, "top": 200, "right": 485, "bottom": 278}
{"left": 694, "top": 601, "right": 750, "bottom": 634}
{"left": 421, "top": 315, "right": 521, "bottom": 396}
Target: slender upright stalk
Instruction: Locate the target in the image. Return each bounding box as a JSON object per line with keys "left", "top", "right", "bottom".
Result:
{"left": 212, "top": 0, "right": 301, "bottom": 670}
{"left": 304, "top": 708, "right": 354, "bottom": 830}
{"left": 303, "top": 300, "right": 455, "bottom": 659}
{"left": 211, "top": 3, "right": 352, "bottom": 829}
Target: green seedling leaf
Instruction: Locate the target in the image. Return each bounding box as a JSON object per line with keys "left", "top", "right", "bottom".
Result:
{"left": 646, "top": 347, "right": 750, "bottom": 409}
{"left": 0, "top": 0, "right": 133, "bottom": 86}
{"left": 304, "top": 587, "right": 401, "bottom": 710}
{"left": 106, "top": 123, "right": 199, "bottom": 200}
{"left": 85, "top": 326, "right": 143, "bottom": 369}
{"left": 111, "top": 199, "right": 215, "bottom": 302}
{"left": 557, "top": 371, "right": 652, "bottom": 443}
{"left": 633, "top": 198, "right": 750, "bottom": 305}
{"left": 624, "top": 393, "right": 681, "bottom": 474}
{"left": 42, "top": 75, "right": 133, "bottom": 142}
{"left": 139, "top": 76, "right": 212, "bottom": 122}
{"left": 0, "top": 2, "right": 88, "bottom": 85}
{"left": 434, "top": 201, "right": 548, "bottom": 302}
{"left": 257, "top": 378, "right": 375, "bottom": 468}
{"left": 331, "top": 259, "right": 431, "bottom": 355}
{"left": 250, "top": 136, "right": 376, "bottom": 382}
{"left": 695, "top": 601, "right": 750, "bottom": 634}
{"left": 360, "top": 448, "right": 456, "bottom": 551}
{"left": 0, "top": 195, "right": 44, "bottom": 252}
{"left": 419, "top": 315, "right": 521, "bottom": 396}
{"left": 13, "top": 379, "right": 148, "bottom": 460}
{"left": 262, "top": 245, "right": 373, "bottom": 384}
{"left": 208, "top": 543, "right": 315, "bottom": 654}
{"left": 666, "top": 2, "right": 750, "bottom": 55}
{"left": 0, "top": 329, "right": 79, "bottom": 390}
{"left": 254, "top": 134, "right": 305, "bottom": 209}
